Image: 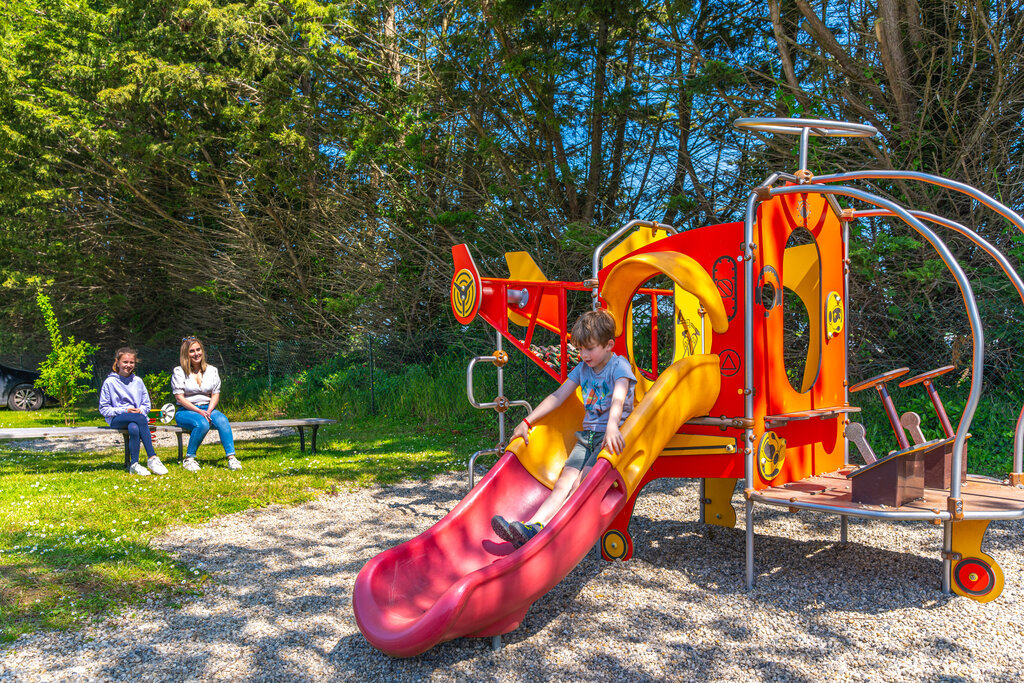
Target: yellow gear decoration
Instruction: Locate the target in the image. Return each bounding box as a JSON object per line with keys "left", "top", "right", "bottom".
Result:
{"left": 757, "top": 431, "right": 786, "bottom": 481}
{"left": 826, "top": 291, "right": 844, "bottom": 339}
{"left": 451, "top": 268, "right": 478, "bottom": 323}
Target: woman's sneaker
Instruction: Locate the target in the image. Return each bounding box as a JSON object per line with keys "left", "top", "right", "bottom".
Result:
{"left": 509, "top": 521, "right": 543, "bottom": 548}
{"left": 129, "top": 463, "right": 151, "bottom": 476}
{"left": 147, "top": 456, "right": 168, "bottom": 476}
{"left": 491, "top": 515, "right": 515, "bottom": 543}
{"left": 226, "top": 455, "right": 242, "bottom": 471}
{"left": 182, "top": 458, "right": 201, "bottom": 472}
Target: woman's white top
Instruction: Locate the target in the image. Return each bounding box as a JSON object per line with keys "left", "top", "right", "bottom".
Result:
{"left": 171, "top": 365, "right": 222, "bottom": 406}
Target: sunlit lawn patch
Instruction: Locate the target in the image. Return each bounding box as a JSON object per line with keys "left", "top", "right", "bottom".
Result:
{"left": 0, "top": 416, "right": 491, "bottom": 641}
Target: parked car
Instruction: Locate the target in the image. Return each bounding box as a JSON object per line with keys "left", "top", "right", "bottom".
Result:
{"left": 0, "top": 363, "right": 47, "bottom": 410}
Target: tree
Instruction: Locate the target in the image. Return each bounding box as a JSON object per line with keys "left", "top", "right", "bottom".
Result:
{"left": 34, "top": 292, "right": 98, "bottom": 425}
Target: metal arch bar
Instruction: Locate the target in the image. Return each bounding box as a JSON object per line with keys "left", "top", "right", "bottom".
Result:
{"left": 591, "top": 219, "right": 678, "bottom": 310}
{"left": 770, "top": 185, "right": 985, "bottom": 502}
{"left": 853, "top": 208, "right": 1024, "bottom": 474}
{"left": 812, "top": 170, "right": 1024, "bottom": 234}
{"left": 733, "top": 117, "right": 878, "bottom": 138}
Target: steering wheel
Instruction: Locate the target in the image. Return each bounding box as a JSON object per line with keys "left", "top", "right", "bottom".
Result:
{"left": 733, "top": 117, "right": 878, "bottom": 138}
{"left": 898, "top": 365, "right": 955, "bottom": 388}
{"left": 849, "top": 367, "right": 910, "bottom": 393}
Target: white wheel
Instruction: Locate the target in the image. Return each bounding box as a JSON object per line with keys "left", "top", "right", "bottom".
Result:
{"left": 733, "top": 117, "right": 877, "bottom": 138}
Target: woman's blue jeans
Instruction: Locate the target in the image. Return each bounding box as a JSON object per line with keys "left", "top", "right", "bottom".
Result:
{"left": 175, "top": 408, "right": 235, "bottom": 458}
{"left": 109, "top": 413, "right": 157, "bottom": 466}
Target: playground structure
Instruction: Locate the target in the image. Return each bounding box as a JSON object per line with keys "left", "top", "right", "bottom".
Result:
{"left": 353, "top": 118, "right": 1024, "bottom": 657}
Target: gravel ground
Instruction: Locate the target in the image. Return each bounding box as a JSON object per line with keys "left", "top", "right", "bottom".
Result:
{"left": 2, "top": 473, "right": 1023, "bottom": 682}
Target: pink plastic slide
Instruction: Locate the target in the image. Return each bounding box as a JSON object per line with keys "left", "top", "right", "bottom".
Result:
{"left": 352, "top": 450, "right": 627, "bottom": 657}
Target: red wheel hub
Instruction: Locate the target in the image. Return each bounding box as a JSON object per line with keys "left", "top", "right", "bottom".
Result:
{"left": 954, "top": 558, "right": 996, "bottom": 596}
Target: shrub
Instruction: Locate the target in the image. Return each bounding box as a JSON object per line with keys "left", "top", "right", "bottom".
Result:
{"left": 33, "top": 292, "right": 98, "bottom": 425}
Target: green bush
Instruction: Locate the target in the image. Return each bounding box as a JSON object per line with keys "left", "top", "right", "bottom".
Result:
{"left": 33, "top": 292, "right": 98, "bottom": 425}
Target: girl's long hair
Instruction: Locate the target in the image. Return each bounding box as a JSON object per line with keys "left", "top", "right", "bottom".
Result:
{"left": 179, "top": 337, "right": 208, "bottom": 376}
{"left": 112, "top": 347, "right": 138, "bottom": 372}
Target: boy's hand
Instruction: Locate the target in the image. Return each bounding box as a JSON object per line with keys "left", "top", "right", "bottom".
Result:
{"left": 512, "top": 419, "right": 531, "bottom": 445}
{"left": 603, "top": 425, "right": 625, "bottom": 455}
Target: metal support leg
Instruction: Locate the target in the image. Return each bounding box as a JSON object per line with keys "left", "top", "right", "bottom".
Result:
{"left": 840, "top": 515, "right": 849, "bottom": 543}
{"left": 122, "top": 433, "right": 131, "bottom": 471}
{"left": 298, "top": 426, "right": 306, "bottom": 453}
{"left": 176, "top": 433, "right": 183, "bottom": 464}
{"left": 698, "top": 479, "right": 706, "bottom": 524}
{"left": 942, "top": 521, "right": 952, "bottom": 593}
{"left": 491, "top": 635, "right": 502, "bottom": 651}
{"left": 745, "top": 499, "right": 755, "bottom": 589}
{"left": 311, "top": 425, "right": 319, "bottom": 454}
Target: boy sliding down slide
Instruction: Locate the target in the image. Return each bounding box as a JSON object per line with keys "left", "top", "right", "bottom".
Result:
{"left": 492, "top": 309, "right": 637, "bottom": 548}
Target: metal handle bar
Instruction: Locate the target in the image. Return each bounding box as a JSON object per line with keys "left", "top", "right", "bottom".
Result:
{"left": 591, "top": 219, "right": 678, "bottom": 310}
{"left": 468, "top": 448, "right": 502, "bottom": 489}
{"left": 466, "top": 356, "right": 533, "bottom": 413}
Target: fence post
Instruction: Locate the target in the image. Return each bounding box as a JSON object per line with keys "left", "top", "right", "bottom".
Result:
{"left": 267, "top": 341, "right": 272, "bottom": 389}
{"left": 369, "top": 335, "right": 376, "bottom": 415}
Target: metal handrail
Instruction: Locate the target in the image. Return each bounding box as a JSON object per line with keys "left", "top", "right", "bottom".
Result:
{"left": 468, "top": 448, "right": 502, "bottom": 489}
{"left": 465, "top": 356, "right": 532, "bottom": 415}
{"left": 591, "top": 219, "right": 678, "bottom": 310}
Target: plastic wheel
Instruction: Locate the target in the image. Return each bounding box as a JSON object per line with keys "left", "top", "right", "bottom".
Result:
{"left": 733, "top": 117, "right": 878, "bottom": 138}
{"left": 953, "top": 557, "right": 997, "bottom": 597}
{"left": 601, "top": 529, "right": 632, "bottom": 562}
{"left": 849, "top": 367, "right": 910, "bottom": 393}
{"left": 898, "top": 365, "right": 955, "bottom": 388}
{"left": 7, "top": 384, "right": 44, "bottom": 411}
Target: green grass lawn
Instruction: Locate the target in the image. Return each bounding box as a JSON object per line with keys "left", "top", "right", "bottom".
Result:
{"left": 0, "top": 405, "right": 107, "bottom": 429}
{"left": 0, "top": 411, "right": 493, "bottom": 641}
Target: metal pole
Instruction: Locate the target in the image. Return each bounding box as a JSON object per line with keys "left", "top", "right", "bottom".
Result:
{"left": 497, "top": 333, "right": 505, "bottom": 447}
{"left": 942, "top": 521, "right": 952, "bottom": 593}
{"left": 369, "top": 336, "right": 376, "bottom": 416}
{"left": 267, "top": 341, "right": 272, "bottom": 389}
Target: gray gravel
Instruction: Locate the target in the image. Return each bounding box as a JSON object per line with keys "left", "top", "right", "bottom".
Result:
{"left": 2, "top": 474, "right": 1023, "bottom": 681}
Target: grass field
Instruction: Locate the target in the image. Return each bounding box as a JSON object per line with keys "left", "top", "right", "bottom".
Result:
{"left": 0, "top": 408, "right": 493, "bottom": 642}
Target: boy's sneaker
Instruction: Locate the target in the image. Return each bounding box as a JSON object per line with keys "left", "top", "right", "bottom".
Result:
{"left": 226, "top": 455, "right": 242, "bottom": 471}
{"left": 182, "top": 457, "right": 201, "bottom": 472}
{"left": 509, "top": 521, "right": 543, "bottom": 548}
{"left": 129, "top": 463, "right": 151, "bottom": 476}
{"left": 147, "top": 456, "right": 168, "bottom": 476}
{"left": 491, "top": 515, "right": 515, "bottom": 543}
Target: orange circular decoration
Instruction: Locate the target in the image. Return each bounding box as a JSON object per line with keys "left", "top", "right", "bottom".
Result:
{"left": 601, "top": 530, "right": 629, "bottom": 561}
{"left": 450, "top": 268, "right": 480, "bottom": 324}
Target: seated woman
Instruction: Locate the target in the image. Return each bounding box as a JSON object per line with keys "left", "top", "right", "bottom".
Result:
{"left": 99, "top": 347, "right": 167, "bottom": 476}
{"left": 172, "top": 336, "right": 241, "bottom": 472}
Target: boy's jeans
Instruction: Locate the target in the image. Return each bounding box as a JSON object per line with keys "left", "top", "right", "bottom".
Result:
{"left": 175, "top": 408, "right": 236, "bottom": 457}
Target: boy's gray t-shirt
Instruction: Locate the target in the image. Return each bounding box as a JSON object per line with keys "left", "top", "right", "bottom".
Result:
{"left": 568, "top": 354, "right": 636, "bottom": 431}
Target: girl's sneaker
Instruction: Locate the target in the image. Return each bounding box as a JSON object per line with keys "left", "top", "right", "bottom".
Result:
{"left": 147, "top": 456, "right": 168, "bottom": 475}
{"left": 129, "top": 463, "right": 151, "bottom": 476}
{"left": 182, "top": 458, "right": 201, "bottom": 472}
{"left": 226, "top": 455, "right": 242, "bottom": 471}
{"left": 509, "top": 521, "right": 543, "bottom": 548}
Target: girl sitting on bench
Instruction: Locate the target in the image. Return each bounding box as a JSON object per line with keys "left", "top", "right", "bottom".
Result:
{"left": 99, "top": 347, "right": 167, "bottom": 476}
{"left": 172, "top": 336, "right": 241, "bottom": 472}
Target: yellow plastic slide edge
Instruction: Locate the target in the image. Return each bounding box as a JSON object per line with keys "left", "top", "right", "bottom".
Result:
{"left": 600, "top": 354, "right": 722, "bottom": 498}
{"left": 506, "top": 391, "right": 585, "bottom": 489}
{"left": 602, "top": 251, "right": 729, "bottom": 336}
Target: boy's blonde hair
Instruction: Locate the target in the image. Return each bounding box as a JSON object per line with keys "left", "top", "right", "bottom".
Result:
{"left": 570, "top": 309, "right": 616, "bottom": 348}
{"left": 180, "top": 336, "right": 208, "bottom": 375}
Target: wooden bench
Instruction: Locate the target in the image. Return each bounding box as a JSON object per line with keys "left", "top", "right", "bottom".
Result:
{"left": 157, "top": 418, "right": 336, "bottom": 463}
{"left": 0, "top": 418, "right": 335, "bottom": 468}
{"left": 0, "top": 425, "right": 184, "bottom": 471}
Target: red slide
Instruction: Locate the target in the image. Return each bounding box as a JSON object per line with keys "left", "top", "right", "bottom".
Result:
{"left": 352, "top": 449, "right": 627, "bottom": 657}
{"left": 353, "top": 355, "right": 721, "bottom": 657}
